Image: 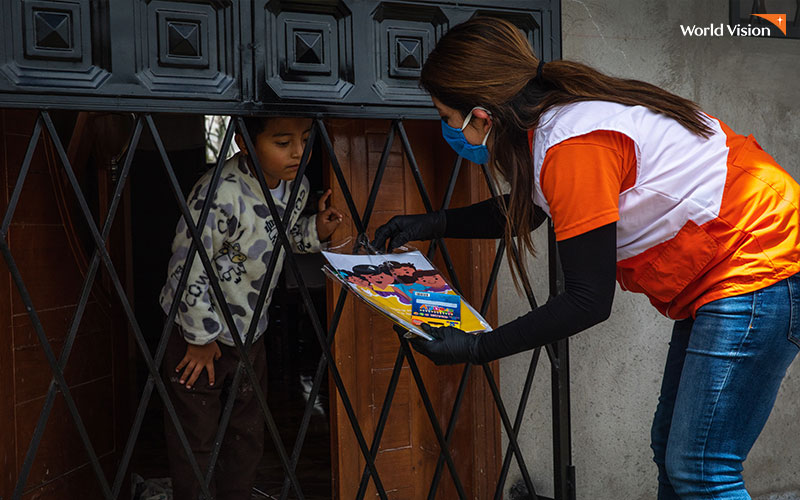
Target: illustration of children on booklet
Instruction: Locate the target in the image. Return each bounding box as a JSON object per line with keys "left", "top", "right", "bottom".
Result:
{"left": 322, "top": 249, "right": 490, "bottom": 336}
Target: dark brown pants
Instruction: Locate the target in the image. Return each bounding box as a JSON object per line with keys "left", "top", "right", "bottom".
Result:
{"left": 162, "top": 329, "right": 267, "bottom": 500}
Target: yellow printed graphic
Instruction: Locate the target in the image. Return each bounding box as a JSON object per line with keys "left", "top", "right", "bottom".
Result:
{"left": 359, "top": 289, "right": 484, "bottom": 333}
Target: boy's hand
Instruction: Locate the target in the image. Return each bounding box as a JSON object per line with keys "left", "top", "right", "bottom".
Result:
{"left": 175, "top": 341, "right": 222, "bottom": 389}
{"left": 316, "top": 188, "right": 344, "bottom": 241}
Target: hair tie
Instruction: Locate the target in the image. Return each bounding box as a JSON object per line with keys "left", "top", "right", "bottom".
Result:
{"left": 535, "top": 60, "right": 546, "bottom": 83}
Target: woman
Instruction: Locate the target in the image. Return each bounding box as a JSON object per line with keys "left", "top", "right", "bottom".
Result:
{"left": 371, "top": 17, "right": 800, "bottom": 500}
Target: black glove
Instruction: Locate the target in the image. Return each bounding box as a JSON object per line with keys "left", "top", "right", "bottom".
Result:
{"left": 371, "top": 211, "right": 447, "bottom": 253}
{"left": 407, "top": 324, "right": 481, "bottom": 366}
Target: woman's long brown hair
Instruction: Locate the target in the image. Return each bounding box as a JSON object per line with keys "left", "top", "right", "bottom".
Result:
{"left": 420, "top": 17, "right": 713, "bottom": 290}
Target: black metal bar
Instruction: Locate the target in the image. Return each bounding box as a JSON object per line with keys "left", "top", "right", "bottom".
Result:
{"left": 32, "top": 114, "right": 141, "bottom": 500}
{"left": 478, "top": 164, "right": 556, "bottom": 369}
{"left": 202, "top": 119, "right": 317, "bottom": 493}
{"left": 395, "top": 121, "right": 463, "bottom": 294}
{"left": 120, "top": 114, "right": 242, "bottom": 500}
{"left": 49, "top": 111, "right": 260, "bottom": 500}
{"left": 480, "top": 240, "right": 507, "bottom": 316}
{"left": 48, "top": 117, "right": 223, "bottom": 496}
{"left": 425, "top": 154, "right": 461, "bottom": 262}
{"left": 552, "top": 338, "right": 573, "bottom": 500}
{"left": 0, "top": 108, "right": 572, "bottom": 500}
{"left": 397, "top": 334, "right": 468, "bottom": 500}
{"left": 0, "top": 115, "right": 42, "bottom": 237}
{"left": 3, "top": 114, "right": 49, "bottom": 499}
{"left": 478, "top": 164, "right": 538, "bottom": 312}
{"left": 2, "top": 241, "right": 114, "bottom": 500}
{"left": 427, "top": 237, "right": 507, "bottom": 499}
{"left": 315, "top": 118, "right": 366, "bottom": 235}
{"left": 425, "top": 363, "right": 471, "bottom": 500}
{"left": 0, "top": 97, "right": 443, "bottom": 120}
{"left": 476, "top": 163, "right": 569, "bottom": 499}
{"left": 494, "top": 348, "right": 541, "bottom": 500}
{"left": 147, "top": 114, "right": 305, "bottom": 499}
{"left": 7, "top": 111, "right": 115, "bottom": 500}
{"left": 395, "top": 121, "right": 434, "bottom": 213}
{"left": 278, "top": 288, "right": 349, "bottom": 500}
{"left": 393, "top": 120, "right": 476, "bottom": 497}
{"left": 548, "top": 223, "right": 574, "bottom": 500}
{"left": 424, "top": 154, "right": 469, "bottom": 499}
{"left": 437, "top": 187, "right": 542, "bottom": 498}
{"left": 481, "top": 363, "right": 538, "bottom": 499}
{"left": 169, "top": 116, "right": 240, "bottom": 494}
{"left": 237, "top": 117, "right": 389, "bottom": 500}
{"left": 355, "top": 348, "right": 406, "bottom": 499}
{"left": 361, "top": 120, "right": 397, "bottom": 229}
{"left": 440, "top": 156, "right": 463, "bottom": 213}
{"left": 100, "top": 114, "right": 235, "bottom": 500}
{"left": 279, "top": 117, "right": 380, "bottom": 498}
{"left": 107, "top": 113, "right": 223, "bottom": 498}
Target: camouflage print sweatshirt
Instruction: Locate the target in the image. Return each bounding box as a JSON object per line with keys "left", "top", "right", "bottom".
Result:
{"left": 159, "top": 154, "right": 321, "bottom": 346}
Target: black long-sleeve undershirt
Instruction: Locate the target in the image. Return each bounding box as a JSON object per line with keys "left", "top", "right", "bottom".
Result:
{"left": 443, "top": 194, "right": 548, "bottom": 238}
{"left": 472, "top": 222, "right": 617, "bottom": 363}
{"left": 443, "top": 197, "right": 617, "bottom": 363}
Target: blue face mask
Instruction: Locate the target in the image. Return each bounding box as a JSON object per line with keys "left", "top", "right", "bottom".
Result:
{"left": 441, "top": 106, "right": 492, "bottom": 165}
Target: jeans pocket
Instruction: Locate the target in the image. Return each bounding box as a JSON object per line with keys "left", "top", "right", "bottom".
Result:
{"left": 788, "top": 276, "right": 800, "bottom": 349}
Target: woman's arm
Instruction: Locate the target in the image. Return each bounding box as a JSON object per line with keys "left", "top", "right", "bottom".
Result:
{"left": 444, "top": 194, "right": 547, "bottom": 239}
{"left": 410, "top": 222, "right": 616, "bottom": 365}
{"left": 372, "top": 194, "right": 547, "bottom": 252}
{"left": 412, "top": 132, "right": 631, "bottom": 364}
{"left": 470, "top": 222, "right": 616, "bottom": 363}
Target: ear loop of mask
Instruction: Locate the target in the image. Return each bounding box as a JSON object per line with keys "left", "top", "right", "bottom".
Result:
{"left": 461, "top": 107, "right": 493, "bottom": 146}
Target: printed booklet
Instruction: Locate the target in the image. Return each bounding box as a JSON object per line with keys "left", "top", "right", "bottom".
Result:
{"left": 321, "top": 243, "right": 491, "bottom": 341}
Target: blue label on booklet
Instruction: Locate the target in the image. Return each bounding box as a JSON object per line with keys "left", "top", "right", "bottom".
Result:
{"left": 411, "top": 291, "right": 461, "bottom": 328}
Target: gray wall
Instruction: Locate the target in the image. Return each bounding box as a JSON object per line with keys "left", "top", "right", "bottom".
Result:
{"left": 499, "top": 1, "right": 800, "bottom": 498}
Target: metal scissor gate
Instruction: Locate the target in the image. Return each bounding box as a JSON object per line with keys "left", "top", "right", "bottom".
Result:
{"left": 0, "top": 1, "right": 573, "bottom": 499}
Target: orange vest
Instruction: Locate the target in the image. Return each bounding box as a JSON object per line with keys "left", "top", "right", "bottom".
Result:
{"left": 529, "top": 101, "right": 800, "bottom": 319}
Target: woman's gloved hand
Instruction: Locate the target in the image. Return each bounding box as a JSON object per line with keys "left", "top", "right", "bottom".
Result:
{"left": 371, "top": 211, "right": 447, "bottom": 253}
{"left": 408, "top": 324, "right": 481, "bottom": 365}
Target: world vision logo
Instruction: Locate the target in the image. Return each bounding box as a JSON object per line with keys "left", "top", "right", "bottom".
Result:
{"left": 751, "top": 13, "right": 788, "bottom": 35}
{"left": 680, "top": 13, "right": 788, "bottom": 37}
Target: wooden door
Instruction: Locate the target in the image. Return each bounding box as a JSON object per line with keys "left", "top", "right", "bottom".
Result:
{"left": 326, "top": 119, "right": 501, "bottom": 499}
{"left": 0, "top": 110, "right": 131, "bottom": 499}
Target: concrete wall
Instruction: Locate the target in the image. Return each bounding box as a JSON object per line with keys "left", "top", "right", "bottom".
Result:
{"left": 499, "top": 1, "right": 800, "bottom": 498}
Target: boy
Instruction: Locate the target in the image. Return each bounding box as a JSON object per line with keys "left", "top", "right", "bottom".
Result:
{"left": 158, "top": 116, "right": 342, "bottom": 500}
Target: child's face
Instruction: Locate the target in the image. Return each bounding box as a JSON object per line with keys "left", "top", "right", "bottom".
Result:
{"left": 417, "top": 274, "right": 445, "bottom": 288}
{"left": 366, "top": 273, "right": 394, "bottom": 287}
{"left": 237, "top": 117, "right": 313, "bottom": 188}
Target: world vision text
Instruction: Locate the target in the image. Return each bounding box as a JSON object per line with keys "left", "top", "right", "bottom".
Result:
{"left": 680, "top": 24, "right": 772, "bottom": 37}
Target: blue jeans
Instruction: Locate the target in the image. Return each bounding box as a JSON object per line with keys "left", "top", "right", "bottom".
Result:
{"left": 651, "top": 274, "right": 800, "bottom": 499}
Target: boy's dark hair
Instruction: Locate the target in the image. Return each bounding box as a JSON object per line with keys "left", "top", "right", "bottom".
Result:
{"left": 241, "top": 116, "right": 271, "bottom": 139}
